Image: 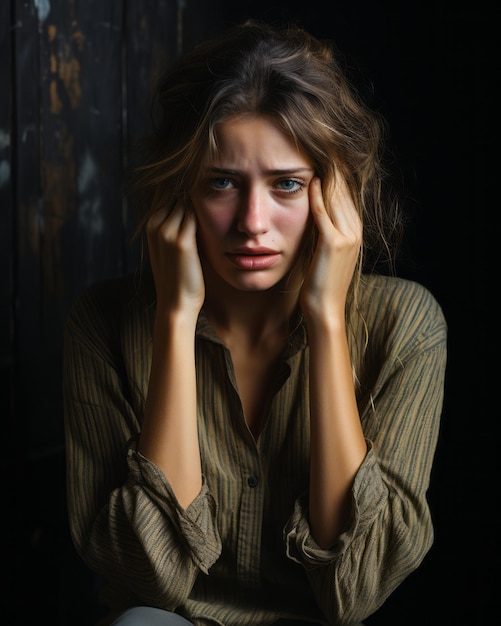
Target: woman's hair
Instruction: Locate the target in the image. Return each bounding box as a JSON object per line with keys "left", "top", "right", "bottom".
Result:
{"left": 128, "top": 19, "right": 403, "bottom": 306}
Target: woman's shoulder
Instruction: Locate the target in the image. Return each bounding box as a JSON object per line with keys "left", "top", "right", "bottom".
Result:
{"left": 358, "top": 274, "right": 447, "bottom": 348}
{"left": 65, "top": 271, "right": 154, "bottom": 346}
{"left": 361, "top": 273, "right": 442, "bottom": 306}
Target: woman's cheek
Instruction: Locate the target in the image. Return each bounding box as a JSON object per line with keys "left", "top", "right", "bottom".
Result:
{"left": 280, "top": 203, "right": 310, "bottom": 239}
{"left": 199, "top": 211, "right": 231, "bottom": 240}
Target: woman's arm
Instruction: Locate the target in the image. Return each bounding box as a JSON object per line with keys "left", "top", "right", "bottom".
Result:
{"left": 63, "top": 280, "right": 221, "bottom": 609}
{"left": 139, "top": 202, "right": 205, "bottom": 508}
{"left": 287, "top": 275, "right": 447, "bottom": 623}
{"left": 63, "top": 201, "right": 214, "bottom": 608}
{"left": 301, "top": 176, "right": 367, "bottom": 548}
{"left": 307, "top": 316, "right": 367, "bottom": 547}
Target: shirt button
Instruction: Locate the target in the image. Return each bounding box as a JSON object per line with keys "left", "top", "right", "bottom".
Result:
{"left": 247, "top": 475, "right": 259, "bottom": 488}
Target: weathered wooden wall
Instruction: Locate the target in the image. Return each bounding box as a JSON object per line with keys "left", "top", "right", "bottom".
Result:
{"left": 4, "top": 0, "right": 182, "bottom": 462}
{"left": 1, "top": 2, "right": 218, "bottom": 622}
{"left": 1, "top": 1, "right": 14, "bottom": 459}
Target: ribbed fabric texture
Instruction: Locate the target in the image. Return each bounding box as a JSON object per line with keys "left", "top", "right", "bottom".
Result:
{"left": 63, "top": 272, "right": 447, "bottom": 626}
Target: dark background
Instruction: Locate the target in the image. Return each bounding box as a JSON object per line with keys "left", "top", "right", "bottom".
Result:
{"left": 1, "top": 0, "right": 493, "bottom": 624}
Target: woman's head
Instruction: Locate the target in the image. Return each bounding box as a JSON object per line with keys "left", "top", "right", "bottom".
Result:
{"left": 130, "top": 19, "right": 402, "bottom": 287}
{"left": 190, "top": 114, "right": 316, "bottom": 295}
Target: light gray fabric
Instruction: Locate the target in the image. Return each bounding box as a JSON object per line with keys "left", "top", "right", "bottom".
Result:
{"left": 111, "top": 607, "right": 194, "bottom": 625}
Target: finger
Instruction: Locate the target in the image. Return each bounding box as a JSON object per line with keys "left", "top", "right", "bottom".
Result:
{"left": 329, "top": 175, "right": 362, "bottom": 239}
{"left": 147, "top": 203, "right": 185, "bottom": 242}
{"left": 146, "top": 204, "right": 171, "bottom": 233}
{"left": 308, "top": 178, "right": 332, "bottom": 229}
{"left": 177, "top": 210, "right": 197, "bottom": 245}
{"left": 178, "top": 198, "right": 195, "bottom": 227}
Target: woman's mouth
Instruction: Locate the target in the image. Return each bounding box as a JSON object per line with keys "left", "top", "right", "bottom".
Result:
{"left": 226, "top": 248, "right": 280, "bottom": 270}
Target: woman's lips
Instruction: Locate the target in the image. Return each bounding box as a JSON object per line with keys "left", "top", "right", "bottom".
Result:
{"left": 226, "top": 248, "right": 280, "bottom": 270}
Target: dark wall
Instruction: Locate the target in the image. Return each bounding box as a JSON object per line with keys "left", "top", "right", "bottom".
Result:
{"left": 2, "top": 0, "right": 492, "bottom": 624}
{"left": 223, "top": 3, "right": 492, "bottom": 625}
{"left": 3, "top": 1, "right": 183, "bottom": 622}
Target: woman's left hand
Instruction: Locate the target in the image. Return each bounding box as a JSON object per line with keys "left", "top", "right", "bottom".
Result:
{"left": 300, "top": 175, "right": 362, "bottom": 323}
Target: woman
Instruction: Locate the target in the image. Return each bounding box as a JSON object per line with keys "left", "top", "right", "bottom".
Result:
{"left": 63, "top": 19, "right": 447, "bottom": 626}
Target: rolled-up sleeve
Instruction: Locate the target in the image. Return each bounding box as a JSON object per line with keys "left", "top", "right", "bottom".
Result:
{"left": 284, "top": 278, "right": 447, "bottom": 624}
{"left": 63, "top": 284, "right": 222, "bottom": 611}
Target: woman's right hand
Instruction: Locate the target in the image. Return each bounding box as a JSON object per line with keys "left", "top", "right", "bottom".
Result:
{"left": 146, "top": 202, "right": 205, "bottom": 321}
{"left": 142, "top": 201, "right": 204, "bottom": 506}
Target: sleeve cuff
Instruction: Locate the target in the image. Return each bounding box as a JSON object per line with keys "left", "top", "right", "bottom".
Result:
{"left": 284, "top": 442, "right": 387, "bottom": 568}
{"left": 127, "top": 446, "right": 222, "bottom": 574}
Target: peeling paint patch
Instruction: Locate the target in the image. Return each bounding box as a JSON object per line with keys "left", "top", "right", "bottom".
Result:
{"left": 58, "top": 54, "right": 81, "bottom": 109}
{"left": 47, "top": 23, "right": 56, "bottom": 42}
{"left": 77, "top": 151, "right": 97, "bottom": 195}
{"left": 0, "top": 160, "right": 10, "bottom": 187}
{"left": 79, "top": 197, "right": 104, "bottom": 237}
{"left": 34, "top": 0, "right": 51, "bottom": 22}
{"left": 72, "top": 29, "right": 85, "bottom": 50}
{"left": 78, "top": 152, "right": 104, "bottom": 235}
{"left": 0, "top": 129, "right": 10, "bottom": 150}
{"left": 22, "top": 124, "right": 36, "bottom": 143}
{"left": 50, "top": 79, "right": 62, "bottom": 114}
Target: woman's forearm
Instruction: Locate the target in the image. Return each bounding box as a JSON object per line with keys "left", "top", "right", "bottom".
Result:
{"left": 139, "top": 312, "right": 202, "bottom": 509}
{"left": 308, "top": 316, "right": 367, "bottom": 548}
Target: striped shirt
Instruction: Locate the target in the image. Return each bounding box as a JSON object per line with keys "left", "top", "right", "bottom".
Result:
{"left": 63, "top": 272, "right": 447, "bottom": 625}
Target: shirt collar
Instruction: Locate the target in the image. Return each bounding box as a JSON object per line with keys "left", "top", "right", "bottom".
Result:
{"left": 195, "top": 308, "right": 308, "bottom": 359}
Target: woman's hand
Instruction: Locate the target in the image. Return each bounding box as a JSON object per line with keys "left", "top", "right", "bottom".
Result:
{"left": 146, "top": 202, "right": 205, "bottom": 321}
{"left": 142, "top": 201, "right": 204, "bottom": 506}
{"left": 300, "top": 176, "right": 362, "bottom": 323}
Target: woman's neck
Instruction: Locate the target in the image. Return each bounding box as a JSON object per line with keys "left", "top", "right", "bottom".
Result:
{"left": 202, "top": 269, "right": 301, "bottom": 348}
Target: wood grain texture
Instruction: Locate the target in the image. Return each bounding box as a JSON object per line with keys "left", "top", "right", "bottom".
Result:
{"left": 7, "top": 0, "right": 180, "bottom": 460}
{"left": 0, "top": 0, "right": 13, "bottom": 460}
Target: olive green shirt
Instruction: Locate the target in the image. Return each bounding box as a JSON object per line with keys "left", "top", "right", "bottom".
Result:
{"left": 63, "top": 273, "right": 447, "bottom": 625}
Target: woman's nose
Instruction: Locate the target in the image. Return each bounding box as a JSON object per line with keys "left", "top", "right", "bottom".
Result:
{"left": 237, "top": 188, "right": 270, "bottom": 235}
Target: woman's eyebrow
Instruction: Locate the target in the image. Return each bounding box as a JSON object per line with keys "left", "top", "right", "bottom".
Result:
{"left": 206, "top": 166, "right": 314, "bottom": 176}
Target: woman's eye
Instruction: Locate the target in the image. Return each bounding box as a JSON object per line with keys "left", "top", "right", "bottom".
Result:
{"left": 276, "top": 178, "right": 305, "bottom": 193}
{"left": 209, "top": 177, "right": 234, "bottom": 190}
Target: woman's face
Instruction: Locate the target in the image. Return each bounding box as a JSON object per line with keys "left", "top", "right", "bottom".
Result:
{"left": 191, "top": 115, "right": 315, "bottom": 292}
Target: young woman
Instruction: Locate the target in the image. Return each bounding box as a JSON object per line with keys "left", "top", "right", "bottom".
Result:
{"left": 63, "top": 19, "right": 447, "bottom": 626}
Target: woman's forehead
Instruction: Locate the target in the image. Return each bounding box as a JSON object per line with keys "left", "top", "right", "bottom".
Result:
{"left": 208, "top": 116, "right": 312, "bottom": 169}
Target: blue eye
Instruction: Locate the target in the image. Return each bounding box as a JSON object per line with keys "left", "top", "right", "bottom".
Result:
{"left": 277, "top": 178, "right": 304, "bottom": 193}
{"left": 209, "top": 177, "right": 234, "bottom": 190}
